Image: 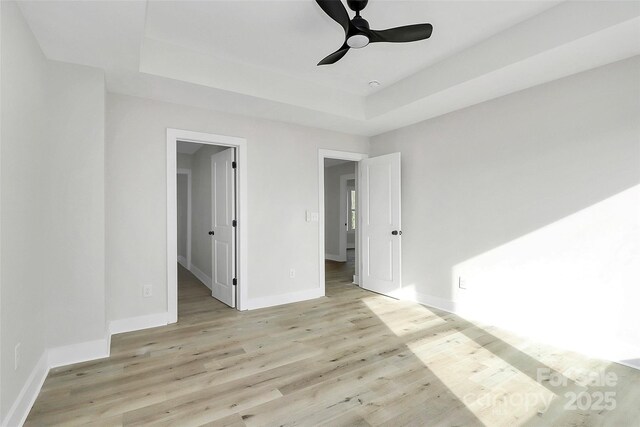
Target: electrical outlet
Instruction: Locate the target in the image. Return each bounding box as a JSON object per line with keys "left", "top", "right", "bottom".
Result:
{"left": 14, "top": 343, "right": 20, "bottom": 371}
{"left": 289, "top": 269, "right": 295, "bottom": 279}
{"left": 143, "top": 284, "right": 153, "bottom": 298}
{"left": 458, "top": 277, "right": 467, "bottom": 290}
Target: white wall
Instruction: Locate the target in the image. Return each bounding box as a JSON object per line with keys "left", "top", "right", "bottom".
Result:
{"left": 1, "top": 2, "right": 106, "bottom": 423}
{"left": 177, "top": 153, "right": 192, "bottom": 264}
{"left": 177, "top": 173, "right": 188, "bottom": 261}
{"left": 324, "top": 161, "right": 355, "bottom": 259}
{"left": 177, "top": 153, "right": 192, "bottom": 170}
{"left": 105, "top": 93, "right": 369, "bottom": 321}
{"left": 1, "top": 2, "right": 48, "bottom": 419}
{"left": 370, "top": 56, "right": 640, "bottom": 365}
{"left": 44, "top": 60, "right": 106, "bottom": 349}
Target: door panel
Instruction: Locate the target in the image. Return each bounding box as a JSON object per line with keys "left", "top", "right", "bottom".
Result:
{"left": 211, "top": 148, "right": 236, "bottom": 307}
{"left": 360, "top": 153, "right": 401, "bottom": 296}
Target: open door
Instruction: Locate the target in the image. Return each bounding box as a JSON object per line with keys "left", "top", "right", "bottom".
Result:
{"left": 210, "top": 148, "right": 236, "bottom": 307}
{"left": 360, "top": 152, "right": 402, "bottom": 297}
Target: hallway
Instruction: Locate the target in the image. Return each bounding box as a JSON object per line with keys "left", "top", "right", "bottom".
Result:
{"left": 325, "top": 248, "right": 355, "bottom": 285}
{"left": 178, "top": 263, "right": 232, "bottom": 320}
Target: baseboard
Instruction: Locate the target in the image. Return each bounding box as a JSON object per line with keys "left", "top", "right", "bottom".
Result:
{"left": 1, "top": 352, "right": 48, "bottom": 427}
{"left": 393, "top": 288, "right": 640, "bottom": 372}
{"left": 391, "top": 288, "right": 457, "bottom": 314}
{"left": 177, "top": 255, "right": 188, "bottom": 269}
{"left": 190, "top": 263, "right": 212, "bottom": 290}
{"left": 601, "top": 341, "right": 640, "bottom": 371}
{"left": 109, "top": 312, "right": 169, "bottom": 335}
{"left": 47, "top": 338, "right": 110, "bottom": 369}
{"left": 352, "top": 275, "right": 359, "bottom": 285}
{"left": 325, "top": 253, "right": 346, "bottom": 262}
{"left": 617, "top": 358, "right": 640, "bottom": 370}
{"left": 246, "top": 288, "right": 324, "bottom": 310}
{"left": 2, "top": 314, "right": 171, "bottom": 426}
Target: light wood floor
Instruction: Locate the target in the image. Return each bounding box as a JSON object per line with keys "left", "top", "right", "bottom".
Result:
{"left": 26, "top": 260, "right": 640, "bottom": 426}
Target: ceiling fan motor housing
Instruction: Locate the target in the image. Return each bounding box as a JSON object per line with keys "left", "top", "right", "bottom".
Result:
{"left": 348, "top": 15, "right": 371, "bottom": 48}
{"left": 347, "top": 0, "right": 368, "bottom": 13}
{"left": 352, "top": 15, "right": 370, "bottom": 30}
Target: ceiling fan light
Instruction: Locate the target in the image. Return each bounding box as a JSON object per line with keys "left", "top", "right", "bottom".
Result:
{"left": 347, "top": 34, "right": 369, "bottom": 49}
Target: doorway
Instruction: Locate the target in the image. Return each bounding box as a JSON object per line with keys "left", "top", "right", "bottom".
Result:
{"left": 318, "top": 149, "right": 368, "bottom": 294}
{"left": 318, "top": 149, "right": 403, "bottom": 300}
{"left": 167, "top": 129, "right": 248, "bottom": 323}
{"left": 176, "top": 141, "right": 237, "bottom": 309}
{"left": 324, "top": 159, "right": 357, "bottom": 286}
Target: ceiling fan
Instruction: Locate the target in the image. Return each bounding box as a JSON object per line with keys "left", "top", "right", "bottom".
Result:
{"left": 315, "top": 0, "right": 433, "bottom": 66}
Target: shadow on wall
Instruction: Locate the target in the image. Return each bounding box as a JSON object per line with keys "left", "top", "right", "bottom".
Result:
{"left": 395, "top": 127, "right": 640, "bottom": 305}
{"left": 396, "top": 184, "right": 640, "bottom": 364}
{"left": 373, "top": 57, "right": 640, "bottom": 309}
{"left": 451, "top": 185, "right": 640, "bottom": 364}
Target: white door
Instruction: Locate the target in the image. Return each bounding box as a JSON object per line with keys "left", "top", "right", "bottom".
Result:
{"left": 360, "top": 153, "right": 402, "bottom": 297}
{"left": 210, "top": 148, "right": 236, "bottom": 307}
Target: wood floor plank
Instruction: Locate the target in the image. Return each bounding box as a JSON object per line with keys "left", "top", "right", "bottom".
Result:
{"left": 25, "top": 252, "right": 640, "bottom": 426}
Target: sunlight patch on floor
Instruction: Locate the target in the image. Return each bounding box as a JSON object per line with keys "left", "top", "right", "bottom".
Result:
{"left": 362, "top": 291, "right": 559, "bottom": 425}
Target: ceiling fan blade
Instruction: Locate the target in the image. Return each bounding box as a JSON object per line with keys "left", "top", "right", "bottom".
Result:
{"left": 318, "top": 44, "right": 350, "bottom": 65}
{"left": 315, "top": 0, "right": 350, "bottom": 34}
{"left": 368, "top": 23, "right": 433, "bottom": 43}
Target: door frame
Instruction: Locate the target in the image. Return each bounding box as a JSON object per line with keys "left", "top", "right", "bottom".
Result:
{"left": 339, "top": 173, "right": 356, "bottom": 263}
{"left": 176, "top": 168, "right": 192, "bottom": 270}
{"left": 167, "top": 128, "right": 248, "bottom": 322}
{"left": 318, "top": 149, "right": 368, "bottom": 294}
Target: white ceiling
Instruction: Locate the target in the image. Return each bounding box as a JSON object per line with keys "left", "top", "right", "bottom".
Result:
{"left": 177, "top": 142, "right": 203, "bottom": 155}
{"left": 17, "top": 1, "right": 640, "bottom": 136}
{"left": 325, "top": 158, "right": 354, "bottom": 168}
{"left": 144, "top": 1, "right": 559, "bottom": 96}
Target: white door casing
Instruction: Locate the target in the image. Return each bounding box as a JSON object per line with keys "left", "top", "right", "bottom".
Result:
{"left": 210, "top": 148, "right": 236, "bottom": 307}
{"left": 168, "top": 128, "right": 247, "bottom": 320}
{"left": 360, "top": 152, "right": 402, "bottom": 296}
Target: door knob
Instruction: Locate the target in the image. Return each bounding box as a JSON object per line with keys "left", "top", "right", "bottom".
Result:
{"left": 391, "top": 230, "right": 402, "bottom": 235}
{"left": 208, "top": 231, "right": 215, "bottom": 235}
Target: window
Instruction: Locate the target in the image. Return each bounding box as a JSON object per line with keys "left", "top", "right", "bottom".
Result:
{"left": 348, "top": 189, "right": 356, "bottom": 231}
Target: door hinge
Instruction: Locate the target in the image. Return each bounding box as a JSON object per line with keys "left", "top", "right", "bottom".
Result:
{"left": 232, "top": 220, "right": 237, "bottom": 227}
{"left": 232, "top": 161, "right": 237, "bottom": 169}
{"left": 232, "top": 278, "right": 237, "bottom": 286}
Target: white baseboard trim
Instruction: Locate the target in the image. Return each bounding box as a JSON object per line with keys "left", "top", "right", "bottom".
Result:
{"left": 352, "top": 275, "right": 359, "bottom": 285}
{"left": 190, "top": 263, "right": 212, "bottom": 290}
{"left": 2, "top": 313, "right": 173, "bottom": 426}
{"left": 177, "top": 255, "right": 188, "bottom": 269}
{"left": 325, "top": 253, "right": 346, "bottom": 262}
{"left": 246, "top": 288, "right": 324, "bottom": 310}
{"left": 47, "top": 338, "right": 110, "bottom": 369}
{"left": 109, "top": 312, "right": 169, "bottom": 335}
{"left": 390, "top": 288, "right": 457, "bottom": 314}
{"left": 599, "top": 341, "right": 640, "bottom": 371}
{"left": 617, "top": 358, "right": 640, "bottom": 370}
{"left": 393, "top": 288, "right": 640, "bottom": 372}
{"left": 1, "top": 352, "right": 48, "bottom": 427}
